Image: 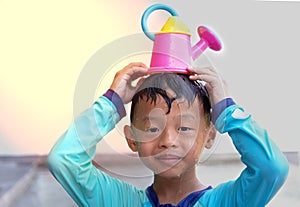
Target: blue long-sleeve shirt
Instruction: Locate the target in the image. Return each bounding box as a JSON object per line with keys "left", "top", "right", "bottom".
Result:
{"left": 47, "top": 91, "right": 289, "bottom": 207}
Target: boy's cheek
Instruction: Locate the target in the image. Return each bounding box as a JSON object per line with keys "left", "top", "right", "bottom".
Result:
{"left": 134, "top": 133, "right": 162, "bottom": 143}
{"left": 177, "top": 132, "right": 199, "bottom": 145}
{"left": 136, "top": 144, "right": 155, "bottom": 158}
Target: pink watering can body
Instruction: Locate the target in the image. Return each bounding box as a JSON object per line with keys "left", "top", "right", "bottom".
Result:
{"left": 141, "top": 4, "right": 222, "bottom": 74}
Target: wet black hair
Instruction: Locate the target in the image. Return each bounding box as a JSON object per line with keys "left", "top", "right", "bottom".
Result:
{"left": 130, "top": 73, "right": 211, "bottom": 125}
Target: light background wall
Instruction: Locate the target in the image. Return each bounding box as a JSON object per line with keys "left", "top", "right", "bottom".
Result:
{"left": 1, "top": 0, "right": 299, "bottom": 155}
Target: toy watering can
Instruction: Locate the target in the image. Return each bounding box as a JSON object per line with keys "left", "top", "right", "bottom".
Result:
{"left": 141, "top": 4, "right": 222, "bottom": 74}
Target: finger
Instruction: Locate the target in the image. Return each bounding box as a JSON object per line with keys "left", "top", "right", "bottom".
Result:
{"left": 193, "top": 74, "right": 212, "bottom": 83}
{"left": 188, "top": 66, "right": 212, "bottom": 73}
{"left": 188, "top": 67, "right": 218, "bottom": 77}
{"left": 122, "top": 62, "right": 148, "bottom": 75}
{"left": 135, "top": 77, "right": 146, "bottom": 89}
{"left": 189, "top": 73, "right": 213, "bottom": 81}
{"left": 129, "top": 66, "right": 149, "bottom": 81}
{"left": 189, "top": 72, "right": 221, "bottom": 86}
{"left": 130, "top": 62, "right": 148, "bottom": 67}
{"left": 127, "top": 62, "right": 148, "bottom": 70}
{"left": 189, "top": 74, "right": 201, "bottom": 80}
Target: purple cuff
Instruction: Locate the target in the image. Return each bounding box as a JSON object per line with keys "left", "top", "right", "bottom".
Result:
{"left": 211, "top": 98, "right": 235, "bottom": 124}
{"left": 103, "top": 89, "right": 126, "bottom": 119}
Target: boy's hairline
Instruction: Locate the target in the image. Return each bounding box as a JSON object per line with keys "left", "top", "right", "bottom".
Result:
{"left": 130, "top": 90, "right": 208, "bottom": 124}
{"left": 129, "top": 73, "right": 211, "bottom": 125}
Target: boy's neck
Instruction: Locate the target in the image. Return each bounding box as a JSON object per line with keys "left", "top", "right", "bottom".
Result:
{"left": 152, "top": 168, "right": 206, "bottom": 205}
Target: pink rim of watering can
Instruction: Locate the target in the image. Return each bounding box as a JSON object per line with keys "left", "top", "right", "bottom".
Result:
{"left": 141, "top": 4, "right": 222, "bottom": 74}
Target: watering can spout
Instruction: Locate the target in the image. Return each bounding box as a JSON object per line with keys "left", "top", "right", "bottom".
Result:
{"left": 192, "top": 26, "right": 222, "bottom": 60}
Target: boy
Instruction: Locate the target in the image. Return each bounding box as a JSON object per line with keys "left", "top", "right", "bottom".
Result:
{"left": 48, "top": 62, "right": 289, "bottom": 206}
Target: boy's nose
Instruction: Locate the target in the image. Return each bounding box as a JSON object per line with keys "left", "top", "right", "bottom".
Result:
{"left": 158, "top": 128, "right": 178, "bottom": 149}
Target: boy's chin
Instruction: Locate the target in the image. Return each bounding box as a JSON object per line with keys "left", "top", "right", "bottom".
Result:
{"left": 152, "top": 165, "right": 190, "bottom": 178}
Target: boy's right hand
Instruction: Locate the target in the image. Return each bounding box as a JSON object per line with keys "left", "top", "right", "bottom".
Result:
{"left": 109, "top": 62, "right": 149, "bottom": 104}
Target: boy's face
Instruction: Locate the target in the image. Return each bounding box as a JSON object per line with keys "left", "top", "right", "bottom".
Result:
{"left": 124, "top": 92, "right": 215, "bottom": 177}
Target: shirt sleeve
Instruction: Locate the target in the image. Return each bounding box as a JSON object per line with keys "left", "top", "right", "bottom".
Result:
{"left": 199, "top": 98, "right": 289, "bottom": 207}
{"left": 47, "top": 92, "right": 148, "bottom": 207}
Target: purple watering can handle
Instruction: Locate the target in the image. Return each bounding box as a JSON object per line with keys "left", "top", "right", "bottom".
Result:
{"left": 141, "top": 4, "right": 178, "bottom": 41}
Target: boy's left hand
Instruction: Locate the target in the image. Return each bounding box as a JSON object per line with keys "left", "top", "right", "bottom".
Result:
{"left": 188, "top": 67, "right": 230, "bottom": 106}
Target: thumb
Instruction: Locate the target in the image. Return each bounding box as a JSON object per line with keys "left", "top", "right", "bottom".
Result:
{"left": 135, "top": 77, "right": 145, "bottom": 89}
{"left": 203, "top": 83, "right": 213, "bottom": 106}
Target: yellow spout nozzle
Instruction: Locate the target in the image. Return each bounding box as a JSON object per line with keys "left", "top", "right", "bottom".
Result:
{"left": 159, "top": 16, "right": 191, "bottom": 35}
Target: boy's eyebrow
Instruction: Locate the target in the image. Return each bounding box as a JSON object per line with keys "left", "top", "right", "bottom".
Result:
{"left": 177, "top": 113, "right": 197, "bottom": 120}
{"left": 141, "top": 116, "right": 163, "bottom": 122}
{"left": 139, "top": 113, "right": 197, "bottom": 122}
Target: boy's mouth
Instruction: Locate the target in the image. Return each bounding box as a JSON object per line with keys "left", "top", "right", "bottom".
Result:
{"left": 155, "top": 154, "right": 182, "bottom": 165}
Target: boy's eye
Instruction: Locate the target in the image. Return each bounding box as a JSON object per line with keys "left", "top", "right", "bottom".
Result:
{"left": 178, "top": 127, "right": 192, "bottom": 132}
{"left": 145, "top": 127, "right": 160, "bottom": 133}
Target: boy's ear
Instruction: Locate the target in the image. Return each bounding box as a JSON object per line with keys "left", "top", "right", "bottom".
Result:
{"left": 205, "top": 125, "right": 217, "bottom": 149}
{"left": 124, "top": 125, "right": 138, "bottom": 152}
